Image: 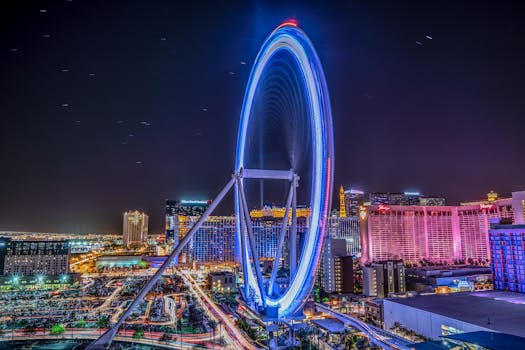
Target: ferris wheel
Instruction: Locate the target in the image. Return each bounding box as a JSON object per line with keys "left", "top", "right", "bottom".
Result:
{"left": 234, "top": 21, "right": 334, "bottom": 319}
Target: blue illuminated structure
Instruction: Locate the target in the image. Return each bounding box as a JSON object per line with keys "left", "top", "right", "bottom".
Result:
{"left": 87, "top": 21, "right": 333, "bottom": 349}
{"left": 235, "top": 21, "right": 334, "bottom": 318}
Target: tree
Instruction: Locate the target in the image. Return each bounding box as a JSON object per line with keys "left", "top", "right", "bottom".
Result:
{"left": 50, "top": 324, "right": 65, "bottom": 335}
{"left": 96, "top": 315, "right": 110, "bottom": 329}
{"left": 75, "top": 319, "right": 86, "bottom": 328}
{"left": 133, "top": 328, "right": 145, "bottom": 339}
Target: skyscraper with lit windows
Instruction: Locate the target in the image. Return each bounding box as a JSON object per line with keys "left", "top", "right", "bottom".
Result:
{"left": 489, "top": 222, "right": 525, "bottom": 293}
{"left": 344, "top": 188, "right": 365, "bottom": 216}
{"left": 165, "top": 199, "right": 210, "bottom": 243}
{"left": 174, "top": 205, "right": 310, "bottom": 264}
{"left": 123, "top": 210, "right": 148, "bottom": 248}
{"left": 326, "top": 216, "right": 360, "bottom": 257}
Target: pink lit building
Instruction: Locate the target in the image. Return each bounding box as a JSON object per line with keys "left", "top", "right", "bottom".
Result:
{"left": 359, "top": 198, "right": 513, "bottom": 264}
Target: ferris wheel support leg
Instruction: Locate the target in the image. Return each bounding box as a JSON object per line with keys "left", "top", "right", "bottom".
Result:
{"left": 237, "top": 176, "right": 267, "bottom": 306}
{"left": 236, "top": 185, "right": 250, "bottom": 298}
{"left": 86, "top": 176, "right": 235, "bottom": 350}
{"left": 268, "top": 181, "right": 295, "bottom": 296}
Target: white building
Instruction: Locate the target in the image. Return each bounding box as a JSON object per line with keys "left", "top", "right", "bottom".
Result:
{"left": 383, "top": 291, "right": 525, "bottom": 339}
{"left": 123, "top": 210, "right": 148, "bottom": 247}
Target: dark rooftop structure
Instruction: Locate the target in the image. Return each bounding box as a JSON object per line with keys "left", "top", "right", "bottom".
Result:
{"left": 443, "top": 331, "right": 525, "bottom": 350}
{"left": 411, "top": 331, "right": 525, "bottom": 350}
{"left": 386, "top": 291, "right": 525, "bottom": 338}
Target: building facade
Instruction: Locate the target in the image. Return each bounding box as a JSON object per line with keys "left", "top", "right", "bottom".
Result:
{"left": 123, "top": 210, "right": 148, "bottom": 247}
{"left": 326, "top": 216, "right": 360, "bottom": 257}
{"left": 511, "top": 191, "right": 525, "bottom": 224}
{"left": 359, "top": 199, "right": 514, "bottom": 264}
{"left": 489, "top": 223, "right": 525, "bottom": 293}
{"left": 319, "top": 238, "right": 353, "bottom": 294}
{"left": 0, "top": 238, "right": 70, "bottom": 276}
{"left": 405, "top": 265, "right": 493, "bottom": 293}
{"left": 165, "top": 199, "right": 210, "bottom": 243}
{"left": 344, "top": 189, "right": 365, "bottom": 217}
{"left": 383, "top": 292, "right": 525, "bottom": 339}
{"left": 363, "top": 260, "right": 406, "bottom": 298}
{"left": 179, "top": 216, "right": 236, "bottom": 264}
{"left": 419, "top": 197, "right": 446, "bottom": 206}
{"left": 175, "top": 205, "right": 310, "bottom": 265}
{"left": 207, "top": 271, "right": 236, "bottom": 293}
{"left": 369, "top": 192, "right": 421, "bottom": 206}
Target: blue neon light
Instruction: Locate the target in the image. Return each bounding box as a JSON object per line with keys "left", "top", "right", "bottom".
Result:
{"left": 235, "top": 22, "right": 334, "bottom": 318}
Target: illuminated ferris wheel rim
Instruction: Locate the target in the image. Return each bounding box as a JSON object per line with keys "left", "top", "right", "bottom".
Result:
{"left": 235, "top": 22, "right": 334, "bottom": 317}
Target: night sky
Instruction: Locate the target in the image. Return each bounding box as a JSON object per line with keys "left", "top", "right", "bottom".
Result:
{"left": 1, "top": 1, "right": 524, "bottom": 234}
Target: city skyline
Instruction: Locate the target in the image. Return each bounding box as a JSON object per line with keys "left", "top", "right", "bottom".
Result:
{"left": 2, "top": 4, "right": 525, "bottom": 350}
{"left": 1, "top": 0, "right": 524, "bottom": 234}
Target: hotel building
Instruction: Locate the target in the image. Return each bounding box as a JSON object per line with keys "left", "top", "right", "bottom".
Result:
{"left": 123, "top": 210, "right": 148, "bottom": 247}
{"left": 489, "top": 222, "right": 525, "bottom": 293}
{"left": 359, "top": 197, "right": 514, "bottom": 264}
{"left": 363, "top": 260, "right": 406, "bottom": 298}
{"left": 343, "top": 188, "right": 365, "bottom": 217}
{"left": 0, "top": 238, "right": 70, "bottom": 276}
{"left": 178, "top": 216, "right": 236, "bottom": 264}
{"left": 165, "top": 199, "right": 210, "bottom": 243}
{"left": 174, "top": 206, "right": 310, "bottom": 264}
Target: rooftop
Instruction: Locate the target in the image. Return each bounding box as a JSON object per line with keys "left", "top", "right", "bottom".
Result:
{"left": 444, "top": 331, "right": 525, "bottom": 350}
{"left": 490, "top": 224, "right": 525, "bottom": 230}
{"left": 386, "top": 291, "right": 525, "bottom": 338}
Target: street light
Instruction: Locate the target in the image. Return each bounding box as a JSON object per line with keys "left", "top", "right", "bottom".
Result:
{"left": 11, "top": 275, "right": 20, "bottom": 287}
{"left": 60, "top": 274, "right": 69, "bottom": 288}
{"left": 36, "top": 275, "right": 45, "bottom": 285}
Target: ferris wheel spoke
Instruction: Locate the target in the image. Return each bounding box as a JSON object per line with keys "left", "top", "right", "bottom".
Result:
{"left": 290, "top": 177, "right": 298, "bottom": 279}
{"left": 237, "top": 197, "right": 250, "bottom": 297}
{"left": 267, "top": 180, "right": 295, "bottom": 297}
{"left": 237, "top": 175, "right": 267, "bottom": 305}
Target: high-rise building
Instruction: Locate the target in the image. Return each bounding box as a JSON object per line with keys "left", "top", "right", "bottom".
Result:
{"left": 0, "top": 238, "right": 70, "bottom": 276}
{"left": 511, "top": 191, "right": 525, "bottom": 224}
{"left": 319, "top": 238, "right": 354, "bottom": 294}
{"left": 326, "top": 216, "right": 360, "bottom": 257}
{"left": 344, "top": 189, "right": 365, "bottom": 216}
{"left": 165, "top": 199, "right": 210, "bottom": 242}
{"left": 181, "top": 216, "right": 236, "bottom": 263}
{"left": 359, "top": 198, "right": 514, "bottom": 264}
{"left": 419, "top": 197, "right": 446, "bottom": 206}
{"left": 363, "top": 260, "right": 406, "bottom": 298}
{"left": 489, "top": 222, "right": 525, "bottom": 293}
{"left": 165, "top": 200, "right": 178, "bottom": 243}
{"left": 369, "top": 192, "right": 422, "bottom": 206}
{"left": 339, "top": 186, "right": 346, "bottom": 218}
{"left": 123, "top": 210, "right": 148, "bottom": 247}
{"left": 174, "top": 205, "right": 310, "bottom": 265}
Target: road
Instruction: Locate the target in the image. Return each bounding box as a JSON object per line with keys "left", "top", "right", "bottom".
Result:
{"left": 0, "top": 327, "right": 223, "bottom": 348}
{"left": 98, "top": 286, "right": 122, "bottom": 310}
{"left": 180, "top": 270, "right": 258, "bottom": 350}
{"left": 315, "top": 303, "right": 414, "bottom": 350}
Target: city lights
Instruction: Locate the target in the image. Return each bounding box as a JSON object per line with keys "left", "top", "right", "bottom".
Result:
{"left": 1, "top": 2, "right": 524, "bottom": 349}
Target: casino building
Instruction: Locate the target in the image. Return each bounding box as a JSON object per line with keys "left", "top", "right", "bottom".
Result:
{"left": 359, "top": 196, "right": 516, "bottom": 264}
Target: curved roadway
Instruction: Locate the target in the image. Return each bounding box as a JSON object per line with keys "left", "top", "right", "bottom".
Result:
{"left": 315, "top": 303, "right": 414, "bottom": 350}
